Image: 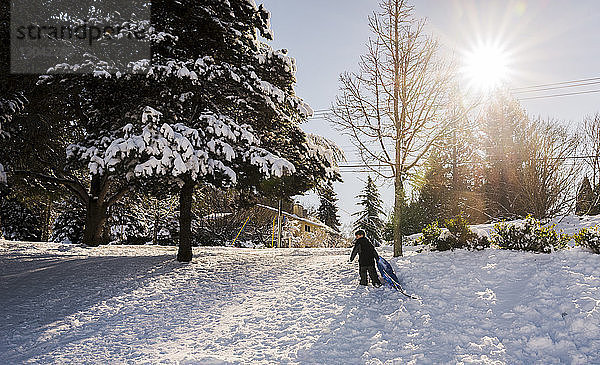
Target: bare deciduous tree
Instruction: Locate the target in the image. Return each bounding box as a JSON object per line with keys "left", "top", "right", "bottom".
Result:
{"left": 574, "top": 113, "right": 600, "bottom": 215}
{"left": 582, "top": 114, "right": 600, "bottom": 188}
{"left": 329, "top": 0, "right": 453, "bottom": 256}
{"left": 482, "top": 94, "right": 579, "bottom": 219}
{"left": 516, "top": 118, "right": 579, "bottom": 218}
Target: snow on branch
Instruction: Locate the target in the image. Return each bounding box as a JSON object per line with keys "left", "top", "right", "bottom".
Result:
{"left": 305, "top": 134, "right": 344, "bottom": 180}
{"left": 248, "top": 146, "right": 296, "bottom": 178}
{"left": 0, "top": 92, "right": 28, "bottom": 133}
{"left": 148, "top": 54, "right": 311, "bottom": 119}
{"left": 67, "top": 106, "right": 295, "bottom": 185}
{"left": 255, "top": 49, "right": 296, "bottom": 75}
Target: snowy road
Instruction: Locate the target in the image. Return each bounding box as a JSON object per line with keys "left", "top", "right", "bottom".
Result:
{"left": 1, "top": 241, "right": 600, "bottom": 364}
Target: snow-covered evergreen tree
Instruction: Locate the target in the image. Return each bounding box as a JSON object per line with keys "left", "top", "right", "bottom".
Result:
{"left": 0, "top": 81, "right": 29, "bottom": 185}
{"left": 0, "top": 200, "right": 42, "bottom": 241}
{"left": 107, "top": 198, "right": 149, "bottom": 245}
{"left": 64, "top": 0, "right": 338, "bottom": 260}
{"left": 140, "top": 194, "right": 178, "bottom": 245}
{"left": 0, "top": 187, "right": 42, "bottom": 241}
{"left": 317, "top": 182, "right": 341, "bottom": 232}
{"left": 576, "top": 176, "right": 597, "bottom": 216}
{"left": 51, "top": 199, "right": 85, "bottom": 244}
{"left": 353, "top": 176, "right": 385, "bottom": 244}
{"left": 0, "top": 0, "right": 29, "bottom": 184}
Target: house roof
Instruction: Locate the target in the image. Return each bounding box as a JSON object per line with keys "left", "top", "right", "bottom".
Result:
{"left": 202, "top": 212, "right": 233, "bottom": 220}
{"left": 256, "top": 204, "right": 338, "bottom": 234}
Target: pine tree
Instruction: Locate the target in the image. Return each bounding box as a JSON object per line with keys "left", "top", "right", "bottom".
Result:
{"left": 480, "top": 94, "right": 526, "bottom": 219}
{"left": 353, "top": 176, "right": 384, "bottom": 244}
{"left": 576, "top": 176, "right": 595, "bottom": 216}
{"left": 51, "top": 198, "right": 85, "bottom": 244}
{"left": 317, "top": 182, "right": 341, "bottom": 232}
{"left": 0, "top": 0, "right": 32, "bottom": 184}
{"left": 0, "top": 186, "right": 42, "bottom": 241}
{"left": 415, "top": 111, "right": 486, "bottom": 227}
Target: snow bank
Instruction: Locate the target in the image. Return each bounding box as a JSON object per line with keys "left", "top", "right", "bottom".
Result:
{"left": 1, "top": 241, "right": 599, "bottom": 363}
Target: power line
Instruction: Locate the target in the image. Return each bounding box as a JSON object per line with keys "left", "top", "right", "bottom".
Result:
{"left": 510, "top": 76, "right": 600, "bottom": 92}
{"left": 337, "top": 155, "right": 600, "bottom": 168}
{"left": 517, "top": 88, "right": 600, "bottom": 101}
{"left": 511, "top": 80, "right": 600, "bottom": 95}
{"left": 308, "top": 77, "right": 600, "bottom": 110}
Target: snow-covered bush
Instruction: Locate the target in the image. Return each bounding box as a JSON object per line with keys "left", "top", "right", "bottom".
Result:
{"left": 157, "top": 224, "right": 178, "bottom": 246}
{"left": 0, "top": 199, "right": 42, "bottom": 241}
{"left": 109, "top": 217, "right": 149, "bottom": 245}
{"left": 419, "top": 215, "right": 489, "bottom": 251}
{"left": 492, "top": 215, "right": 569, "bottom": 253}
{"left": 51, "top": 199, "right": 85, "bottom": 244}
{"left": 573, "top": 225, "right": 600, "bottom": 254}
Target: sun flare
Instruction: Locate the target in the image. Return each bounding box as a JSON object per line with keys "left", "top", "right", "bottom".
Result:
{"left": 462, "top": 44, "right": 510, "bottom": 92}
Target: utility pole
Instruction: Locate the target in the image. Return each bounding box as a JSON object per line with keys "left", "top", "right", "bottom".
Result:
{"left": 277, "top": 198, "right": 282, "bottom": 248}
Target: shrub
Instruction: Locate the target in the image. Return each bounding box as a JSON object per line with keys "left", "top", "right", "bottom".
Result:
{"left": 492, "top": 215, "right": 569, "bottom": 253}
{"left": 573, "top": 225, "right": 600, "bottom": 254}
{"left": 445, "top": 215, "right": 490, "bottom": 251}
{"left": 0, "top": 185, "right": 43, "bottom": 241}
{"left": 51, "top": 199, "right": 85, "bottom": 244}
{"left": 419, "top": 215, "right": 489, "bottom": 251}
{"left": 419, "top": 220, "right": 442, "bottom": 246}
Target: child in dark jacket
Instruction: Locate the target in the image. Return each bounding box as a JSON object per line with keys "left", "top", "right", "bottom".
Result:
{"left": 350, "top": 229, "right": 382, "bottom": 287}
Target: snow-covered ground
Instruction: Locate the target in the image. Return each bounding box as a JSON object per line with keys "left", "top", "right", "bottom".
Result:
{"left": 1, "top": 239, "right": 600, "bottom": 364}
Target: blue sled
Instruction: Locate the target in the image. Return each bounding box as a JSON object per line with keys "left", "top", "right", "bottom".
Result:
{"left": 377, "top": 256, "right": 403, "bottom": 291}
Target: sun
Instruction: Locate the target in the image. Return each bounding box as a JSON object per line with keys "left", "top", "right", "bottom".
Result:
{"left": 462, "top": 43, "right": 510, "bottom": 93}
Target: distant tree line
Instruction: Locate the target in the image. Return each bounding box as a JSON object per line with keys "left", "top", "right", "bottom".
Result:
{"left": 349, "top": 95, "right": 600, "bottom": 243}
{"left": 396, "top": 93, "right": 590, "bottom": 236}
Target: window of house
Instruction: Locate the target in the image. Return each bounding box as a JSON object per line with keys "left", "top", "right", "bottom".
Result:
{"left": 304, "top": 224, "right": 311, "bottom": 232}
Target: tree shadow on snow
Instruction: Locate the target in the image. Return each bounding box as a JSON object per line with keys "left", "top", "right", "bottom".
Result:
{"left": 0, "top": 252, "right": 176, "bottom": 358}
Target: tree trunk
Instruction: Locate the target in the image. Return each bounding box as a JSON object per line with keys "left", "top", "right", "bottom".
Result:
{"left": 83, "top": 198, "right": 107, "bottom": 246}
{"left": 177, "top": 178, "right": 194, "bottom": 262}
{"left": 101, "top": 214, "right": 111, "bottom": 244}
{"left": 393, "top": 172, "right": 404, "bottom": 257}
{"left": 42, "top": 195, "right": 52, "bottom": 242}
{"left": 392, "top": 0, "right": 404, "bottom": 258}
{"left": 153, "top": 215, "right": 159, "bottom": 245}
{"left": 152, "top": 199, "right": 160, "bottom": 245}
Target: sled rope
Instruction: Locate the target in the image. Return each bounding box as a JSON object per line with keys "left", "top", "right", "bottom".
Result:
{"left": 384, "top": 274, "right": 419, "bottom": 299}
{"left": 380, "top": 269, "right": 419, "bottom": 299}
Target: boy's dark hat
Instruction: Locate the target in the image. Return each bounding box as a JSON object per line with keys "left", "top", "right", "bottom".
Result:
{"left": 355, "top": 229, "right": 366, "bottom": 237}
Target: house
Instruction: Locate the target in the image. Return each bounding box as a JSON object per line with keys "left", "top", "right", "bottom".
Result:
{"left": 257, "top": 202, "right": 346, "bottom": 248}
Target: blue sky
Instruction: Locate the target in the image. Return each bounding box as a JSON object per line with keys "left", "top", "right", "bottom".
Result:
{"left": 260, "top": 0, "right": 600, "bottom": 230}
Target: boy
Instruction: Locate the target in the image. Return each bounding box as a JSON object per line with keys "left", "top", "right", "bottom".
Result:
{"left": 350, "top": 229, "right": 382, "bottom": 287}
